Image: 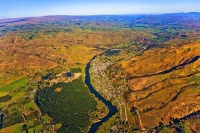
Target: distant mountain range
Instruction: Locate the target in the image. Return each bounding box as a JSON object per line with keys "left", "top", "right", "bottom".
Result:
{"left": 1, "top": 12, "right": 200, "bottom": 26}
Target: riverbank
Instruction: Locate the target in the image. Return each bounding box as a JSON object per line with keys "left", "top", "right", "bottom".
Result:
{"left": 85, "top": 56, "right": 118, "bottom": 133}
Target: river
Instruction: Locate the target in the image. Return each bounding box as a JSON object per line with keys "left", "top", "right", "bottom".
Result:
{"left": 85, "top": 56, "right": 118, "bottom": 133}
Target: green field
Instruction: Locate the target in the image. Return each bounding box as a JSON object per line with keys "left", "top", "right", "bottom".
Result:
{"left": 0, "top": 77, "right": 28, "bottom": 91}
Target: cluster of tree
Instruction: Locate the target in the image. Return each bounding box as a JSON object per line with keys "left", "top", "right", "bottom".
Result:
{"left": 2, "top": 110, "right": 23, "bottom": 128}
{"left": 0, "top": 95, "right": 11, "bottom": 103}
{"left": 36, "top": 77, "right": 97, "bottom": 133}
{"left": 70, "top": 68, "right": 82, "bottom": 73}
{"left": 25, "top": 110, "right": 40, "bottom": 120}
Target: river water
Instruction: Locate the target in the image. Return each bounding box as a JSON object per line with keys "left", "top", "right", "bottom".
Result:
{"left": 85, "top": 57, "right": 118, "bottom": 133}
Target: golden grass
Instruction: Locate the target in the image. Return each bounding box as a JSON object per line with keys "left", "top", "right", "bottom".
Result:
{"left": 0, "top": 92, "right": 8, "bottom": 97}
{"left": 54, "top": 87, "right": 62, "bottom": 92}
{"left": 116, "top": 42, "right": 200, "bottom": 127}
{"left": 123, "top": 42, "right": 200, "bottom": 77}
{"left": 1, "top": 125, "right": 14, "bottom": 133}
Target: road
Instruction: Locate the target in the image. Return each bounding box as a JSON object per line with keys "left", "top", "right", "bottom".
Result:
{"left": 116, "top": 99, "right": 128, "bottom": 122}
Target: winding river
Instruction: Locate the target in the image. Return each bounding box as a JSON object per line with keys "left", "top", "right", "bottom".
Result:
{"left": 85, "top": 56, "right": 118, "bottom": 133}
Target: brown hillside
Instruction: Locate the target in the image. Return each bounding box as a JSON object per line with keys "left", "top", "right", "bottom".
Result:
{"left": 111, "top": 42, "right": 200, "bottom": 127}
{"left": 122, "top": 43, "right": 200, "bottom": 78}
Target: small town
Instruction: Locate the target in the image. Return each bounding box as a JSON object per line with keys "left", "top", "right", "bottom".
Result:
{"left": 90, "top": 54, "right": 130, "bottom": 132}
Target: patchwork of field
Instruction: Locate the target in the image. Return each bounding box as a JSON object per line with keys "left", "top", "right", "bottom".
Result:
{"left": 0, "top": 13, "right": 200, "bottom": 132}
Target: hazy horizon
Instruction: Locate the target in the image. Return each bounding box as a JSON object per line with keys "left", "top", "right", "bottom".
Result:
{"left": 1, "top": 0, "right": 200, "bottom": 19}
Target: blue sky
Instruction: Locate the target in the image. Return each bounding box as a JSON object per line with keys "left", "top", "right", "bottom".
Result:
{"left": 0, "top": 0, "right": 200, "bottom": 18}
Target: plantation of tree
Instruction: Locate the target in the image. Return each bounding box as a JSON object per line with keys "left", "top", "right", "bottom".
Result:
{"left": 36, "top": 77, "right": 97, "bottom": 133}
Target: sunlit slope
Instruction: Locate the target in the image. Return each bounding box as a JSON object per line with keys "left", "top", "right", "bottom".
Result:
{"left": 110, "top": 42, "right": 200, "bottom": 127}
{"left": 122, "top": 43, "right": 200, "bottom": 77}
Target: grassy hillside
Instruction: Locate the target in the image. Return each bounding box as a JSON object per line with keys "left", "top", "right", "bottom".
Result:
{"left": 0, "top": 13, "right": 200, "bottom": 132}
{"left": 107, "top": 41, "right": 200, "bottom": 132}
